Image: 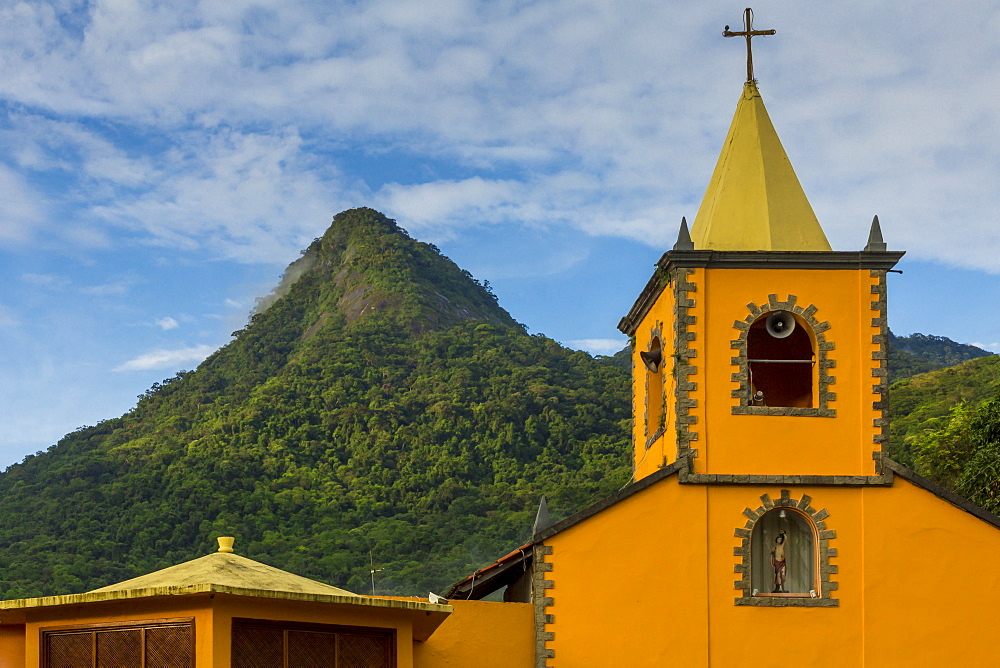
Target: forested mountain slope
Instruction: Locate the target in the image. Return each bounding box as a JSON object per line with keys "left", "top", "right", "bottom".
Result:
{"left": 887, "top": 331, "right": 992, "bottom": 383}
{"left": 887, "top": 355, "right": 1000, "bottom": 511}
{"left": 0, "top": 209, "right": 630, "bottom": 599}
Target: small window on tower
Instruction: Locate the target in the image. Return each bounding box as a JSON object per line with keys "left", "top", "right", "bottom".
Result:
{"left": 746, "top": 311, "right": 814, "bottom": 408}
{"left": 642, "top": 335, "right": 665, "bottom": 440}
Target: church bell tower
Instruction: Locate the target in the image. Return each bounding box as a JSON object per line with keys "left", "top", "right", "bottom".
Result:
{"left": 619, "top": 20, "right": 903, "bottom": 483}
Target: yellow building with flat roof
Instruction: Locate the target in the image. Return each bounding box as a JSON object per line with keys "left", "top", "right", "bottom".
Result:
{"left": 0, "top": 537, "right": 533, "bottom": 667}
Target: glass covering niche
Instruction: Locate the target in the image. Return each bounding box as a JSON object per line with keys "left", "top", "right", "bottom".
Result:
{"left": 751, "top": 509, "right": 816, "bottom": 596}
{"left": 746, "top": 313, "right": 815, "bottom": 408}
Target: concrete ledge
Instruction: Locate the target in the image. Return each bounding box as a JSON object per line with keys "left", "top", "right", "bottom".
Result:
{"left": 680, "top": 472, "right": 892, "bottom": 486}
{"left": 731, "top": 406, "right": 836, "bottom": 418}
{"left": 735, "top": 597, "right": 838, "bottom": 607}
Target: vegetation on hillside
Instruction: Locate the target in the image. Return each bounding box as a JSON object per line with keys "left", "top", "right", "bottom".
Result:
{"left": 887, "top": 355, "right": 1000, "bottom": 512}
{"left": 888, "top": 331, "right": 991, "bottom": 383}
{"left": 0, "top": 209, "right": 630, "bottom": 599}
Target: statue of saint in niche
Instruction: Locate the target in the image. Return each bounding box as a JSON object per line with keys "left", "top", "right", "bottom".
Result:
{"left": 770, "top": 530, "right": 787, "bottom": 593}
{"left": 751, "top": 509, "right": 814, "bottom": 595}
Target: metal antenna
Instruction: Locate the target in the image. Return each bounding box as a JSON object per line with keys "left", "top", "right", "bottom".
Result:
{"left": 723, "top": 8, "right": 776, "bottom": 83}
{"left": 369, "top": 550, "right": 383, "bottom": 596}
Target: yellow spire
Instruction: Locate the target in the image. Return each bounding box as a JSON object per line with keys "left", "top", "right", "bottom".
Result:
{"left": 690, "top": 82, "right": 831, "bottom": 251}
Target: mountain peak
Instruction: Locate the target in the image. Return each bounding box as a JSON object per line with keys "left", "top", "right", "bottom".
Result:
{"left": 254, "top": 208, "right": 520, "bottom": 336}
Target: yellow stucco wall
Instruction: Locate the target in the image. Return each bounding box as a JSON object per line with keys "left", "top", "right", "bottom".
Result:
{"left": 698, "top": 268, "right": 880, "bottom": 476}
{"left": 0, "top": 623, "right": 25, "bottom": 665}
{"left": 633, "top": 266, "right": 882, "bottom": 480}
{"left": 545, "top": 477, "right": 710, "bottom": 665}
{"left": 544, "top": 474, "right": 1000, "bottom": 666}
{"left": 862, "top": 476, "right": 1000, "bottom": 665}
{"left": 632, "top": 279, "right": 677, "bottom": 480}
{"left": 413, "top": 600, "right": 533, "bottom": 667}
{"left": 706, "top": 485, "right": 864, "bottom": 667}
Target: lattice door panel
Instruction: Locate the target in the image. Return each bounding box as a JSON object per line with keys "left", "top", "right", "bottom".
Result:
{"left": 232, "top": 624, "right": 284, "bottom": 668}
{"left": 96, "top": 628, "right": 142, "bottom": 668}
{"left": 44, "top": 619, "right": 194, "bottom": 668}
{"left": 288, "top": 630, "right": 339, "bottom": 667}
{"left": 339, "top": 633, "right": 392, "bottom": 668}
{"left": 146, "top": 624, "right": 194, "bottom": 668}
{"left": 47, "top": 632, "right": 92, "bottom": 668}
{"left": 233, "top": 620, "right": 394, "bottom": 668}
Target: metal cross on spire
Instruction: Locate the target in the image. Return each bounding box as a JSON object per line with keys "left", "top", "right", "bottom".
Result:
{"left": 723, "top": 8, "right": 775, "bottom": 83}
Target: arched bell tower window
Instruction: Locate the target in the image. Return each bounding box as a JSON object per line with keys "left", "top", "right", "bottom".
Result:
{"left": 731, "top": 295, "right": 836, "bottom": 418}
{"left": 642, "top": 332, "right": 665, "bottom": 442}
{"left": 746, "top": 311, "right": 814, "bottom": 408}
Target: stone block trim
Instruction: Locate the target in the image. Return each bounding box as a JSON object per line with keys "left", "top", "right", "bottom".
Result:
{"left": 732, "top": 490, "right": 839, "bottom": 607}
{"left": 533, "top": 544, "right": 555, "bottom": 667}
{"left": 731, "top": 295, "right": 836, "bottom": 418}
{"left": 673, "top": 268, "right": 699, "bottom": 459}
{"left": 870, "top": 270, "right": 890, "bottom": 466}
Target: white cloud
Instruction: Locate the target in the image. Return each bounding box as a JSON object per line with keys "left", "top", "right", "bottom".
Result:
{"left": 155, "top": 317, "right": 179, "bottom": 330}
{"left": 566, "top": 338, "right": 628, "bottom": 356}
{"left": 0, "top": 304, "right": 20, "bottom": 329}
{"left": 87, "top": 128, "right": 354, "bottom": 263}
{"left": 80, "top": 280, "right": 132, "bottom": 297}
{"left": 0, "top": 165, "right": 45, "bottom": 242}
{"left": 113, "top": 345, "right": 216, "bottom": 372}
{"left": 21, "top": 273, "right": 70, "bottom": 289}
{"left": 1, "top": 0, "right": 1000, "bottom": 271}
{"left": 376, "top": 178, "right": 525, "bottom": 231}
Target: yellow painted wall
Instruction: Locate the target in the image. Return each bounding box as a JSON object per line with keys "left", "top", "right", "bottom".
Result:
{"left": 700, "top": 267, "right": 878, "bottom": 474}
{"left": 0, "top": 623, "right": 25, "bottom": 665}
{"left": 545, "top": 474, "right": 1000, "bottom": 666}
{"left": 545, "top": 476, "right": 710, "bottom": 665}
{"left": 862, "top": 477, "right": 1000, "bottom": 665}
{"left": 413, "top": 600, "right": 533, "bottom": 667}
{"left": 632, "top": 279, "right": 677, "bottom": 480}
{"left": 635, "top": 266, "right": 882, "bottom": 480}
{"left": 706, "top": 485, "right": 864, "bottom": 667}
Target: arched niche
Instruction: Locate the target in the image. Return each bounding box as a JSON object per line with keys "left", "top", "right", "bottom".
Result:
{"left": 734, "top": 490, "right": 839, "bottom": 607}
{"left": 750, "top": 508, "right": 818, "bottom": 595}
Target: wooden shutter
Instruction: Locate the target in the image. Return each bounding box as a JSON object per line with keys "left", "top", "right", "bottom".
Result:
{"left": 338, "top": 632, "right": 393, "bottom": 668}
{"left": 46, "top": 631, "right": 92, "bottom": 668}
{"left": 43, "top": 618, "right": 194, "bottom": 668}
{"left": 233, "top": 619, "right": 394, "bottom": 668}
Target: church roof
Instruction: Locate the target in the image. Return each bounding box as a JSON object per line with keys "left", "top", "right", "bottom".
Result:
{"left": 690, "top": 81, "right": 831, "bottom": 251}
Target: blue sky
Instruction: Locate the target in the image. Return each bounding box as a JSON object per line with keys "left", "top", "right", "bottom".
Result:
{"left": 2, "top": 0, "right": 1000, "bottom": 468}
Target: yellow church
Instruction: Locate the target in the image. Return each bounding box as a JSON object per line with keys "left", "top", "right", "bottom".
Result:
{"left": 3, "top": 12, "right": 1000, "bottom": 667}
